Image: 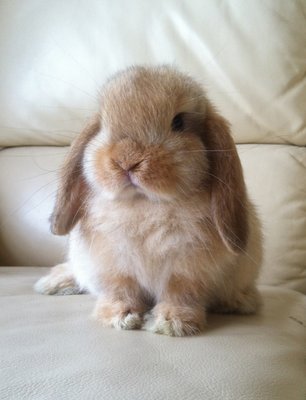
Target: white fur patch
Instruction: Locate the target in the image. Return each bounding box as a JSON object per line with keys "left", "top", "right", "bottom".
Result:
{"left": 83, "top": 129, "right": 115, "bottom": 198}
{"left": 111, "top": 313, "right": 142, "bottom": 330}
{"left": 143, "top": 314, "right": 201, "bottom": 337}
{"left": 34, "top": 271, "right": 80, "bottom": 296}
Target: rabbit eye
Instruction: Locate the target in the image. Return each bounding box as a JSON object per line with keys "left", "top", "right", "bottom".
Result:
{"left": 171, "top": 113, "right": 184, "bottom": 131}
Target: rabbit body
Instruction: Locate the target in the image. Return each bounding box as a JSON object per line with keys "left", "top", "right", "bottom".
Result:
{"left": 35, "top": 66, "right": 262, "bottom": 336}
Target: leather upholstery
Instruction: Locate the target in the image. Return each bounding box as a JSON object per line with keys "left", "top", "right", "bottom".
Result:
{"left": 1, "top": 267, "right": 306, "bottom": 400}
{"left": 0, "top": 1, "right": 305, "bottom": 398}
{"left": 0, "top": 0, "right": 305, "bottom": 147}
{"left": 1, "top": 145, "right": 305, "bottom": 293}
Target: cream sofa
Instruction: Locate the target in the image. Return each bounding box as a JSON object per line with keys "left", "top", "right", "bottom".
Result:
{"left": 1, "top": 1, "right": 306, "bottom": 399}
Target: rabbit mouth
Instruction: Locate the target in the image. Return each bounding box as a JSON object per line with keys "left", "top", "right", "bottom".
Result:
{"left": 120, "top": 170, "right": 140, "bottom": 190}
{"left": 127, "top": 170, "right": 139, "bottom": 187}
{"left": 120, "top": 170, "right": 145, "bottom": 196}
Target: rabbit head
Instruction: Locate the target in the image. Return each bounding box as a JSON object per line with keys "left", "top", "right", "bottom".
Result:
{"left": 50, "top": 65, "right": 249, "bottom": 254}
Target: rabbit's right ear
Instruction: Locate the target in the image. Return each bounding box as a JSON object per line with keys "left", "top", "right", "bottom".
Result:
{"left": 50, "top": 114, "right": 101, "bottom": 235}
{"left": 202, "top": 105, "right": 249, "bottom": 254}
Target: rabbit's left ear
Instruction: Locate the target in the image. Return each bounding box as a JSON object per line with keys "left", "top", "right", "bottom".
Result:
{"left": 50, "top": 114, "right": 101, "bottom": 235}
{"left": 203, "top": 106, "right": 249, "bottom": 254}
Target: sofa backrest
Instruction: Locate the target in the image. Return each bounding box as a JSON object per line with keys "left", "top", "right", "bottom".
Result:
{"left": 0, "top": 0, "right": 305, "bottom": 293}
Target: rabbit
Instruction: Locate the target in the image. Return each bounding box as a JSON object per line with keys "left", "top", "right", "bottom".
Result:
{"left": 35, "top": 65, "right": 262, "bottom": 336}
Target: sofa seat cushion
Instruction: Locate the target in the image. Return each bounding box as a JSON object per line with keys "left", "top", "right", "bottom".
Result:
{"left": 1, "top": 144, "right": 305, "bottom": 293}
{"left": 1, "top": 267, "right": 306, "bottom": 400}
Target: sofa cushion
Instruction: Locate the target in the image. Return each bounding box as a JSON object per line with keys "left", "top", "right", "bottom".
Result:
{"left": 1, "top": 267, "right": 305, "bottom": 400}
{"left": 0, "top": 0, "right": 305, "bottom": 147}
{"left": 0, "top": 147, "right": 68, "bottom": 267}
{"left": 0, "top": 145, "right": 305, "bottom": 293}
{"left": 240, "top": 144, "right": 306, "bottom": 293}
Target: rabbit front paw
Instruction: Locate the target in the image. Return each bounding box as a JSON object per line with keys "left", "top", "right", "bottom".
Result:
{"left": 144, "top": 303, "right": 206, "bottom": 337}
{"left": 92, "top": 300, "right": 143, "bottom": 330}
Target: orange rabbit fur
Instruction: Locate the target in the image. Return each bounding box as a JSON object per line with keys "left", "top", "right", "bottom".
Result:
{"left": 35, "top": 66, "right": 262, "bottom": 336}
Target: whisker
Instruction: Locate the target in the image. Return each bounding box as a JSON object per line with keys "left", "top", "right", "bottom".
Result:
{"left": 37, "top": 72, "right": 99, "bottom": 102}
{"left": 0, "top": 180, "right": 60, "bottom": 230}
{"left": 18, "top": 170, "right": 60, "bottom": 181}
{"left": 180, "top": 149, "right": 235, "bottom": 153}
{"left": 49, "top": 34, "right": 104, "bottom": 98}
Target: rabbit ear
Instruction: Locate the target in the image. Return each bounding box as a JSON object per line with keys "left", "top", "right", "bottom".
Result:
{"left": 50, "top": 114, "right": 101, "bottom": 235}
{"left": 203, "top": 106, "right": 249, "bottom": 254}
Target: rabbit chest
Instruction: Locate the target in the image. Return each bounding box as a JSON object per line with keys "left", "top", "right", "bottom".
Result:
{"left": 94, "top": 198, "right": 198, "bottom": 258}
{"left": 71, "top": 195, "right": 213, "bottom": 295}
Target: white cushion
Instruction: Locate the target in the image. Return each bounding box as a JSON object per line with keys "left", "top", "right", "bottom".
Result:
{"left": 239, "top": 144, "right": 306, "bottom": 293}
{"left": 1, "top": 267, "right": 305, "bottom": 400}
{"left": 0, "top": 145, "right": 305, "bottom": 293}
{"left": 0, "top": 0, "right": 305, "bottom": 146}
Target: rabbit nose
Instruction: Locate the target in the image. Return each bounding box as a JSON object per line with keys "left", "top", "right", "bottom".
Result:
{"left": 114, "top": 159, "right": 143, "bottom": 172}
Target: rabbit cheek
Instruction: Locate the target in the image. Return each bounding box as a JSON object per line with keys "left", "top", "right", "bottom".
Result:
{"left": 137, "top": 152, "right": 177, "bottom": 196}
{"left": 93, "top": 147, "right": 127, "bottom": 194}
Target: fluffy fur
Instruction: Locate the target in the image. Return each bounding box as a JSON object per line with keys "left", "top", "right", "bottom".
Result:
{"left": 35, "top": 65, "right": 262, "bottom": 336}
